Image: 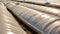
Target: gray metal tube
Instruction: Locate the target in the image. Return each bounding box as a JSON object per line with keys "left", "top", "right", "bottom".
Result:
{"left": 13, "top": 0, "right": 60, "bottom": 8}
{"left": 13, "top": 2, "right": 60, "bottom": 17}
{"left": 0, "top": 2, "right": 27, "bottom": 34}
{"left": 5, "top": 2, "right": 60, "bottom": 34}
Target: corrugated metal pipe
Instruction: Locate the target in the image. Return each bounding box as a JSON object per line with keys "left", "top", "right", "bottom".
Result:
{"left": 0, "top": 2, "right": 27, "bottom": 34}
{"left": 13, "top": 0, "right": 60, "bottom": 8}
{"left": 13, "top": 2, "right": 60, "bottom": 17}
{"left": 3, "top": 1, "right": 60, "bottom": 34}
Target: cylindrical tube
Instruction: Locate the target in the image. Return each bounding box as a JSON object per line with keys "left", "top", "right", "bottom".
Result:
{"left": 12, "top": 0, "right": 46, "bottom": 5}
{"left": 5, "top": 2, "right": 60, "bottom": 34}
{"left": 13, "top": 2, "right": 60, "bottom": 17}
{"left": 14, "top": 0, "right": 60, "bottom": 8}
{"left": 0, "top": 2, "right": 27, "bottom": 34}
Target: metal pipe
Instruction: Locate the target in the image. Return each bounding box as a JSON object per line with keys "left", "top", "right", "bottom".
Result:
{"left": 13, "top": 2, "right": 60, "bottom": 17}
{"left": 4, "top": 1, "right": 60, "bottom": 34}
{"left": 0, "top": 2, "right": 27, "bottom": 34}
{"left": 13, "top": 0, "right": 60, "bottom": 8}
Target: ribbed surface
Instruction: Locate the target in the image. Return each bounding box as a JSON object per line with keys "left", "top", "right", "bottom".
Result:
{"left": 14, "top": 0, "right": 60, "bottom": 8}
{"left": 5, "top": 2, "right": 60, "bottom": 34}
{"left": 0, "top": 2, "right": 27, "bottom": 34}
{"left": 14, "top": 0, "right": 60, "bottom": 4}
{"left": 14, "top": 2, "right": 60, "bottom": 16}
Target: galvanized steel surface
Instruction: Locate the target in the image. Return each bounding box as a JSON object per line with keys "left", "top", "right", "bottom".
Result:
{"left": 14, "top": 0, "right": 60, "bottom": 4}
{"left": 13, "top": 2, "right": 60, "bottom": 17}
{"left": 5, "top": 2, "right": 60, "bottom": 34}
{"left": 0, "top": 2, "right": 27, "bottom": 34}
{"left": 13, "top": 0, "right": 60, "bottom": 8}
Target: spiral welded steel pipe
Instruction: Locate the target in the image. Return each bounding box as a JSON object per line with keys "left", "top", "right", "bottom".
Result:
{"left": 0, "top": 2, "right": 27, "bottom": 34}
{"left": 3, "top": 1, "right": 60, "bottom": 34}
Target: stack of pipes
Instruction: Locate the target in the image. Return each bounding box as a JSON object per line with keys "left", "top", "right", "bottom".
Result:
{"left": 0, "top": 0, "right": 60, "bottom": 34}
{"left": 0, "top": 2, "right": 27, "bottom": 34}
